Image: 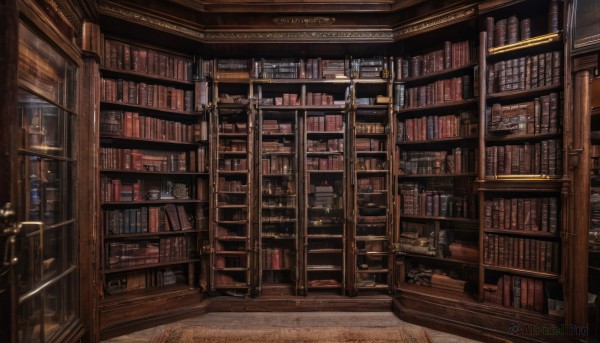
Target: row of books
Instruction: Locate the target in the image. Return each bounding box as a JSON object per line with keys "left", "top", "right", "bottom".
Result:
{"left": 218, "top": 158, "right": 248, "bottom": 171}
{"left": 356, "top": 138, "right": 386, "bottom": 152}
{"left": 101, "top": 177, "right": 141, "bottom": 202}
{"left": 483, "top": 197, "right": 559, "bottom": 233}
{"left": 398, "top": 148, "right": 477, "bottom": 176}
{"left": 219, "top": 139, "right": 246, "bottom": 153}
{"left": 484, "top": 234, "right": 560, "bottom": 273}
{"left": 262, "top": 248, "right": 294, "bottom": 270}
{"left": 396, "top": 112, "right": 478, "bottom": 143}
{"left": 306, "top": 114, "right": 344, "bottom": 132}
{"left": 486, "top": 15, "right": 532, "bottom": 49}
{"left": 484, "top": 0, "right": 560, "bottom": 50}
{"left": 485, "top": 140, "right": 562, "bottom": 176}
{"left": 262, "top": 119, "right": 293, "bottom": 134}
{"left": 357, "top": 176, "right": 386, "bottom": 193}
{"left": 101, "top": 78, "right": 194, "bottom": 112}
{"left": 100, "top": 147, "right": 190, "bottom": 172}
{"left": 395, "top": 40, "right": 471, "bottom": 80}
{"left": 487, "top": 52, "right": 562, "bottom": 94}
{"left": 219, "top": 121, "right": 248, "bottom": 134}
{"left": 306, "top": 156, "right": 344, "bottom": 171}
{"left": 217, "top": 178, "right": 248, "bottom": 192}
{"left": 356, "top": 157, "right": 386, "bottom": 171}
{"left": 263, "top": 179, "right": 294, "bottom": 197}
{"left": 159, "top": 236, "right": 192, "bottom": 263}
{"left": 307, "top": 138, "right": 344, "bottom": 153}
{"left": 262, "top": 139, "right": 294, "bottom": 153}
{"left": 402, "top": 75, "right": 473, "bottom": 109}
{"left": 122, "top": 268, "right": 180, "bottom": 292}
{"left": 399, "top": 183, "right": 475, "bottom": 219}
{"left": 350, "top": 57, "right": 389, "bottom": 79}
{"left": 483, "top": 275, "right": 547, "bottom": 314}
{"left": 254, "top": 58, "right": 348, "bottom": 79}
{"left": 356, "top": 122, "right": 386, "bottom": 134}
{"left": 100, "top": 110, "right": 196, "bottom": 142}
{"left": 103, "top": 38, "right": 193, "bottom": 81}
{"left": 259, "top": 92, "right": 342, "bottom": 107}
{"left": 261, "top": 156, "right": 293, "bottom": 175}
{"left": 106, "top": 241, "right": 159, "bottom": 269}
{"left": 104, "top": 204, "right": 194, "bottom": 235}
{"left": 487, "top": 94, "right": 560, "bottom": 135}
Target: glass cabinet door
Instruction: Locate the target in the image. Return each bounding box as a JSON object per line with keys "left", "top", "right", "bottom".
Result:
{"left": 16, "top": 22, "right": 78, "bottom": 343}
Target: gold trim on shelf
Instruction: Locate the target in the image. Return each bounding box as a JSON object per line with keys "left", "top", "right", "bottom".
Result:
{"left": 488, "top": 32, "right": 561, "bottom": 55}
{"left": 485, "top": 174, "right": 560, "bottom": 180}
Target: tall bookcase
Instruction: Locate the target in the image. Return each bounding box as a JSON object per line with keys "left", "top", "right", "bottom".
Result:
{"left": 478, "top": 0, "right": 565, "bottom": 320}
{"left": 303, "top": 80, "right": 350, "bottom": 295}
{"left": 211, "top": 76, "right": 254, "bottom": 295}
{"left": 348, "top": 79, "right": 395, "bottom": 295}
{"left": 98, "top": 36, "right": 206, "bottom": 329}
{"left": 393, "top": 30, "right": 481, "bottom": 300}
{"left": 254, "top": 79, "right": 301, "bottom": 295}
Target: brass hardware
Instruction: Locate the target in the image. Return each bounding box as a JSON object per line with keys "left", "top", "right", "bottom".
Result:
{"left": 488, "top": 32, "right": 561, "bottom": 55}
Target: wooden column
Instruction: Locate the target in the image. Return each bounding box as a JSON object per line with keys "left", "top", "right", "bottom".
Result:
{"left": 0, "top": 1, "right": 19, "bottom": 343}
{"left": 80, "top": 21, "right": 101, "bottom": 343}
{"left": 571, "top": 60, "right": 594, "bottom": 329}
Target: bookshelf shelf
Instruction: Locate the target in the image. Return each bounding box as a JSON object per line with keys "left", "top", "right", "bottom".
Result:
{"left": 483, "top": 265, "right": 560, "bottom": 280}
{"left": 308, "top": 249, "right": 343, "bottom": 254}
{"left": 355, "top": 269, "right": 390, "bottom": 273}
{"left": 396, "top": 63, "right": 477, "bottom": 85}
{"left": 306, "top": 131, "right": 345, "bottom": 136}
{"left": 306, "top": 151, "right": 343, "bottom": 155}
{"left": 355, "top": 104, "right": 389, "bottom": 110}
{"left": 356, "top": 170, "right": 387, "bottom": 174}
{"left": 104, "top": 259, "right": 201, "bottom": 274}
{"left": 101, "top": 199, "right": 205, "bottom": 206}
{"left": 396, "top": 99, "right": 477, "bottom": 114}
{"left": 400, "top": 214, "right": 478, "bottom": 224}
{"left": 100, "top": 135, "right": 198, "bottom": 147}
{"left": 483, "top": 229, "right": 560, "bottom": 238}
{"left": 215, "top": 236, "right": 248, "bottom": 241}
{"left": 253, "top": 78, "right": 351, "bottom": 85}
{"left": 398, "top": 173, "right": 477, "bottom": 178}
{"left": 397, "top": 136, "right": 478, "bottom": 146}
{"left": 104, "top": 230, "right": 201, "bottom": 239}
{"left": 485, "top": 132, "right": 561, "bottom": 143}
{"left": 486, "top": 83, "right": 563, "bottom": 102}
{"left": 100, "top": 169, "right": 205, "bottom": 176}
{"left": 398, "top": 252, "right": 478, "bottom": 266}
{"left": 100, "top": 100, "right": 196, "bottom": 116}
{"left": 99, "top": 67, "right": 194, "bottom": 86}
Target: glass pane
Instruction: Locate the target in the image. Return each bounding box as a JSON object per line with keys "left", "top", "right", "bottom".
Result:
{"left": 18, "top": 24, "right": 76, "bottom": 111}
{"left": 43, "top": 273, "right": 76, "bottom": 341}
{"left": 18, "top": 91, "right": 67, "bottom": 158}
{"left": 20, "top": 156, "right": 68, "bottom": 225}
{"left": 18, "top": 294, "right": 42, "bottom": 343}
{"left": 18, "top": 226, "right": 43, "bottom": 295}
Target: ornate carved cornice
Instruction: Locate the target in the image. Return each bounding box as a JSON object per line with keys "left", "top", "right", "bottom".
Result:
{"left": 203, "top": 30, "right": 393, "bottom": 42}
{"left": 98, "top": 1, "right": 205, "bottom": 40}
{"left": 393, "top": 5, "right": 477, "bottom": 40}
{"left": 99, "top": 0, "right": 476, "bottom": 43}
{"left": 273, "top": 16, "right": 335, "bottom": 26}
{"left": 574, "top": 34, "right": 600, "bottom": 50}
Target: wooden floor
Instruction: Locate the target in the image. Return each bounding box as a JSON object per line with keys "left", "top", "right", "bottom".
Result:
{"left": 102, "top": 311, "right": 482, "bottom": 343}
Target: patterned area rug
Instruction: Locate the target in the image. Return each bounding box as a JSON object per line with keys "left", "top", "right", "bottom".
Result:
{"left": 151, "top": 324, "right": 434, "bottom": 343}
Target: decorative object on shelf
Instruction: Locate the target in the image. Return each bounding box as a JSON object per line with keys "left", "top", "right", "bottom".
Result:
{"left": 171, "top": 183, "right": 189, "bottom": 199}
{"left": 146, "top": 189, "right": 160, "bottom": 200}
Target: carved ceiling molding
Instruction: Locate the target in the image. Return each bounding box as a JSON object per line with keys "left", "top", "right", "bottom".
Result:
{"left": 393, "top": 5, "right": 477, "bottom": 39}
{"left": 44, "top": 0, "right": 81, "bottom": 31}
{"left": 575, "top": 34, "right": 600, "bottom": 50}
{"left": 98, "top": 1, "right": 205, "bottom": 40}
{"left": 273, "top": 16, "right": 336, "bottom": 26}
{"left": 202, "top": 30, "right": 393, "bottom": 41}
